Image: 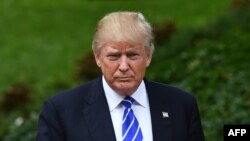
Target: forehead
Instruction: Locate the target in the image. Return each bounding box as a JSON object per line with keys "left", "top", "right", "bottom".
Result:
{"left": 102, "top": 42, "right": 143, "bottom": 52}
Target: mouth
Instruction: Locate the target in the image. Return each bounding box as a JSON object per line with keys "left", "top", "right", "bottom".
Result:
{"left": 116, "top": 77, "right": 133, "bottom": 81}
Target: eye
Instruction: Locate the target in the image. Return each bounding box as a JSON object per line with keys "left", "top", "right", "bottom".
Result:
{"left": 107, "top": 54, "right": 120, "bottom": 60}
{"left": 127, "top": 53, "right": 139, "bottom": 60}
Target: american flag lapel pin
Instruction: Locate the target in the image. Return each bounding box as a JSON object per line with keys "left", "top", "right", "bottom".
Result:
{"left": 162, "top": 112, "right": 169, "bottom": 118}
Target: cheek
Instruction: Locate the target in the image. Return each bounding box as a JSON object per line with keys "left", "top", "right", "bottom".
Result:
{"left": 101, "top": 61, "right": 117, "bottom": 74}
{"left": 137, "top": 60, "right": 147, "bottom": 70}
{"left": 133, "top": 61, "right": 148, "bottom": 71}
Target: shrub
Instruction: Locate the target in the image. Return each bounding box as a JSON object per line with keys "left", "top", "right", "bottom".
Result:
{"left": 147, "top": 5, "right": 250, "bottom": 141}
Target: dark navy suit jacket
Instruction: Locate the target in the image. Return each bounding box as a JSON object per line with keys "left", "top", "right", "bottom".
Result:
{"left": 36, "top": 77, "right": 205, "bottom": 141}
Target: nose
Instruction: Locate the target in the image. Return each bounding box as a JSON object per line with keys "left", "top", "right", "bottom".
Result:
{"left": 118, "top": 56, "right": 129, "bottom": 72}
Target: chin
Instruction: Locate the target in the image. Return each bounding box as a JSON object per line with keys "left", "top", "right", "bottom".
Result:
{"left": 114, "top": 84, "right": 137, "bottom": 95}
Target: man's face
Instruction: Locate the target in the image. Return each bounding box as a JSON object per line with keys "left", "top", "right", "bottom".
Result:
{"left": 94, "top": 41, "right": 152, "bottom": 96}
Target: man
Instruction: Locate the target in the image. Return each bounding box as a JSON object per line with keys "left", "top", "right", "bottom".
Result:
{"left": 36, "top": 11, "right": 205, "bottom": 141}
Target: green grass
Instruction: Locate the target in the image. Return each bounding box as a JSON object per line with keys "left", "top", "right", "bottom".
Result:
{"left": 0, "top": 0, "right": 231, "bottom": 98}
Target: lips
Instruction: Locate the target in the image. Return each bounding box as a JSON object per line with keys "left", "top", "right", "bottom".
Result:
{"left": 116, "top": 77, "right": 132, "bottom": 81}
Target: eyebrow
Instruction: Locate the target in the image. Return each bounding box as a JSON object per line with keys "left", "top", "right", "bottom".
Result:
{"left": 126, "top": 48, "right": 141, "bottom": 54}
{"left": 105, "top": 45, "right": 141, "bottom": 53}
{"left": 106, "top": 49, "right": 120, "bottom": 54}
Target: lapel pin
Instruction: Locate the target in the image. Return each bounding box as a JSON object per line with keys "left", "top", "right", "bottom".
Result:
{"left": 162, "top": 112, "right": 169, "bottom": 118}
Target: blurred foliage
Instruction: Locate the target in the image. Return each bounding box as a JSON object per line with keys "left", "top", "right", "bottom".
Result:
{"left": 75, "top": 52, "right": 101, "bottom": 81}
{"left": 3, "top": 113, "right": 38, "bottom": 141}
{"left": 0, "top": 84, "right": 32, "bottom": 113}
{"left": 148, "top": 3, "right": 250, "bottom": 141}
{"left": 1, "top": 0, "right": 248, "bottom": 141}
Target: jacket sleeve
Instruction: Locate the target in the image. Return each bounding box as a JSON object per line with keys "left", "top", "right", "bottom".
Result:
{"left": 36, "top": 99, "right": 65, "bottom": 141}
{"left": 188, "top": 97, "right": 205, "bottom": 141}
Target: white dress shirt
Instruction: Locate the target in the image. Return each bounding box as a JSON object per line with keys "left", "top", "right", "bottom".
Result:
{"left": 102, "top": 76, "right": 153, "bottom": 141}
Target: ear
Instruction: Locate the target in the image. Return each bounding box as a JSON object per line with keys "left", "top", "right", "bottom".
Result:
{"left": 94, "top": 52, "right": 101, "bottom": 68}
{"left": 146, "top": 54, "right": 152, "bottom": 67}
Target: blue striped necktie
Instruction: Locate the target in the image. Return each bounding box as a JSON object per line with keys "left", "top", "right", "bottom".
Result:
{"left": 121, "top": 96, "right": 143, "bottom": 141}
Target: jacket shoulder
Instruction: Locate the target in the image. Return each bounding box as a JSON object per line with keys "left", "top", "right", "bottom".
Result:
{"left": 46, "top": 77, "right": 103, "bottom": 107}
{"left": 145, "top": 79, "right": 196, "bottom": 102}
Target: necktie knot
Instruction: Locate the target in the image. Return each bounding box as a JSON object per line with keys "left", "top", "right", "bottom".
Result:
{"left": 121, "top": 96, "right": 135, "bottom": 109}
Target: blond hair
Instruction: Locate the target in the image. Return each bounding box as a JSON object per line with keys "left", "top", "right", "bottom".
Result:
{"left": 92, "top": 11, "right": 154, "bottom": 55}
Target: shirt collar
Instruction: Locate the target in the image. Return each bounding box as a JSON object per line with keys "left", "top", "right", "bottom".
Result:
{"left": 102, "top": 76, "right": 148, "bottom": 112}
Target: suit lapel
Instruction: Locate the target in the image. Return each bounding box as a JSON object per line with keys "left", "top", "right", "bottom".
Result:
{"left": 82, "top": 77, "right": 116, "bottom": 141}
{"left": 145, "top": 79, "right": 172, "bottom": 141}
{"left": 81, "top": 78, "right": 173, "bottom": 141}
